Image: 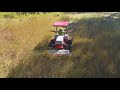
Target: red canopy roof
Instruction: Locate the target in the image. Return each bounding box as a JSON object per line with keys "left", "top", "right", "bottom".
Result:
{"left": 53, "top": 21, "right": 69, "bottom": 27}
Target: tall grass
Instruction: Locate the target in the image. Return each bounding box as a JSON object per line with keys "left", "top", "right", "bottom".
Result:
{"left": 66, "top": 15, "right": 120, "bottom": 78}
{"left": 1, "top": 12, "right": 120, "bottom": 78}
{"left": 0, "top": 12, "right": 63, "bottom": 77}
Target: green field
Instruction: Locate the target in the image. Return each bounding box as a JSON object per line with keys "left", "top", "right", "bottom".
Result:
{"left": 0, "top": 12, "right": 120, "bottom": 78}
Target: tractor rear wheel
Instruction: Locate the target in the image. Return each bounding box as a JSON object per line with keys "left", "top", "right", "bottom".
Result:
{"left": 49, "top": 39, "right": 55, "bottom": 46}
{"left": 48, "top": 39, "right": 55, "bottom": 49}
{"left": 68, "top": 45, "right": 72, "bottom": 51}
{"left": 68, "top": 40, "right": 72, "bottom": 51}
{"left": 68, "top": 40, "right": 72, "bottom": 45}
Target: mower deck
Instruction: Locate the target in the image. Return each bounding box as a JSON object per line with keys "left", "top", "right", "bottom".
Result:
{"left": 48, "top": 50, "right": 70, "bottom": 55}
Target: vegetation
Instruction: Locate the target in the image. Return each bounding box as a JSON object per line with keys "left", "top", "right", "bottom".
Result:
{"left": 0, "top": 12, "right": 120, "bottom": 78}
{"left": 0, "top": 12, "right": 63, "bottom": 77}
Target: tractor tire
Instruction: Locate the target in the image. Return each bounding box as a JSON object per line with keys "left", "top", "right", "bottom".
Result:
{"left": 68, "top": 40, "right": 72, "bottom": 51}
{"left": 48, "top": 39, "right": 55, "bottom": 49}
{"left": 49, "top": 39, "right": 55, "bottom": 46}
{"left": 50, "top": 39, "right": 55, "bottom": 44}
{"left": 68, "top": 40, "right": 72, "bottom": 45}
{"left": 68, "top": 45, "right": 72, "bottom": 51}
{"left": 64, "top": 45, "right": 68, "bottom": 50}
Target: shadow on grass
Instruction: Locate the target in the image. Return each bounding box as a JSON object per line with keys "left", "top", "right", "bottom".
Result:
{"left": 8, "top": 15, "right": 120, "bottom": 78}
{"left": 66, "top": 16, "right": 120, "bottom": 78}
{"left": 33, "top": 38, "right": 49, "bottom": 52}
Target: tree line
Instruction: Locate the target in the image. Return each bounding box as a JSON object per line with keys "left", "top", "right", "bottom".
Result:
{"left": 16, "top": 12, "right": 47, "bottom": 15}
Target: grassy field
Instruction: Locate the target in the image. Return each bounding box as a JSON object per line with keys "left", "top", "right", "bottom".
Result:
{"left": 0, "top": 12, "right": 120, "bottom": 78}
{"left": 66, "top": 13, "right": 120, "bottom": 78}
{"left": 0, "top": 12, "right": 64, "bottom": 77}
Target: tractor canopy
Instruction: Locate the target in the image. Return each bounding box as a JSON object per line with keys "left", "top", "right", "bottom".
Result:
{"left": 53, "top": 21, "right": 69, "bottom": 27}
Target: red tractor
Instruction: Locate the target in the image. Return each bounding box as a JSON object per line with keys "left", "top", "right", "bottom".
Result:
{"left": 49, "top": 34, "right": 72, "bottom": 50}
{"left": 48, "top": 21, "right": 73, "bottom": 55}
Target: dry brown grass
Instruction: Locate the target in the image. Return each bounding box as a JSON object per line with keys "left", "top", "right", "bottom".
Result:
{"left": 0, "top": 13, "right": 62, "bottom": 77}
{"left": 1, "top": 12, "right": 120, "bottom": 78}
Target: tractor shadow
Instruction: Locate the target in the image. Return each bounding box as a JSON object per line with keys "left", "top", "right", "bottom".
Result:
{"left": 33, "top": 40, "right": 48, "bottom": 51}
